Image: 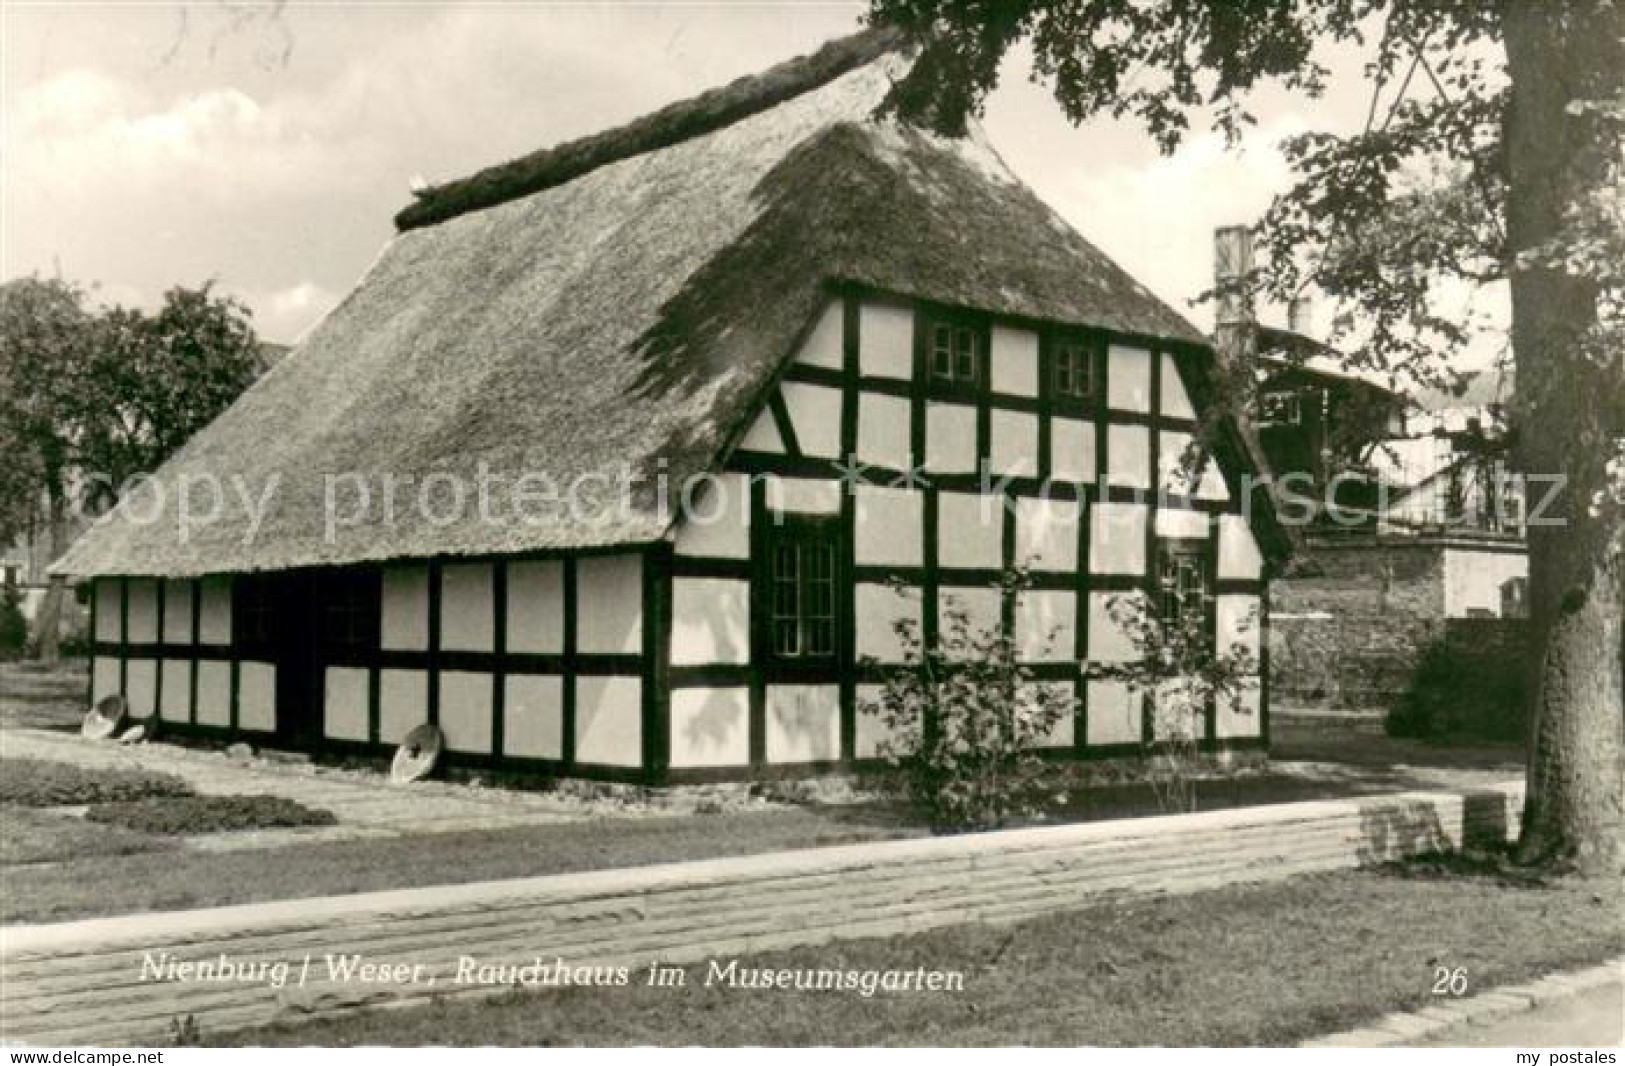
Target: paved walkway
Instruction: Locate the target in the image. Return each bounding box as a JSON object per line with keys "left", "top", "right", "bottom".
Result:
{"left": 1305, "top": 958, "right": 1624, "bottom": 1048}
{"left": 2, "top": 727, "right": 604, "bottom": 843}
{"left": 1416, "top": 981, "right": 1623, "bottom": 1047}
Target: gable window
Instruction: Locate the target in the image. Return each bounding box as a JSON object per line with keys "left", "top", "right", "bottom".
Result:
{"left": 1155, "top": 540, "right": 1211, "bottom": 634}
{"left": 763, "top": 518, "right": 839, "bottom": 661}
{"left": 929, "top": 319, "right": 982, "bottom": 387}
{"left": 1050, "top": 336, "right": 1096, "bottom": 402}
{"left": 1257, "top": 390, "right": 1301, "bottom": 426}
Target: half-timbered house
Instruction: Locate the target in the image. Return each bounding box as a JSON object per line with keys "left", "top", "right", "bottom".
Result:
{"left": 56, "top": 29, "right": 1285, "bottom": 783}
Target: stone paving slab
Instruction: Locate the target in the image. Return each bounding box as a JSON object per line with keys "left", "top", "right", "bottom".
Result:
{"left": 1300, "top": 956, "right": 1625, "bottom": 1048}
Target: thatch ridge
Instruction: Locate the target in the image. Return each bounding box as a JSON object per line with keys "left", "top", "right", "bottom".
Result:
{"left": 394, "top": 26, "right": 906, "bottom": 231}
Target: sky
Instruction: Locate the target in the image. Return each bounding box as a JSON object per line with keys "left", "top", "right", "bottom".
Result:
{"left": 2, "top": 1, "right": 1385, "bottom": 345}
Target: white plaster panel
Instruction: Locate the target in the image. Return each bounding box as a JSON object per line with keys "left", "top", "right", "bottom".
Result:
{"left": 94, "top": 580, "right": 121, "bottom": 642}
{"left": 1050, "top": 418, "right": 1097, "bottom": 483}
{"left": 989, "top": 409, "right": 1039, "bottom": 477}
{"left": 575, "top": 675, "right": 642, "bottom": 767}
{"left": 381, "top": 565, "right": 430, "bottom": 652}
{"left": 675, "top": 472, "right": 750, "bottom": 559}
{"left": 1217, "top": 595, "right": 1262, "bottom": 662}
{"left": 991, "top": 324, "right": 1040, "bottom": 396}
{"left": 765, "top": 476, "right": 841, "bottom": 516}
{"left": 1086, "top": 680, "right": 1142, "bottom": 746}
{"left": 126, "top": 579, "right": 158, "bottom": 644}
{"left": 1197, "top": 460, "right": 1231, "bottom": 501}
{"left": 199, "top": 577, "right": 231, "bottom": 645}
{"left": 125, "top": 659, "right": 157, "bottom": 717}
{"left": 323, "top": 666, "right": 370, "bottom": 742}
{"left": 670, "top": 687, "right": 750, "bottom": 768}
{"left": 162, "top": 580, "right": 194, "bottom": 644}
{"left": 938, "top": 586, "right": 1004, "bottom": 655}
{"left": 196, "top": 660, "right": 231, "bottom": 727}
{"left": 937, "top": 491, "right": 1004, "bottom": 569}
{"left": 796, "top": 301, "right": 844, "bottom": 370}
{"left": 926, "top": 403, "right": 978, "bottom": 474}
{"left": 92, "top": 656, "right": 120, "bottom": 703}
{"left": 575, "top": 555, "right": 643, "bottom": 655}
{"left": 1088, "top": 591, "right": 1143, "bottom": 663}
{"left": 1217, "top": 515, "right": 1264, "bottom": 580}
{"left": 439, "top": 562, "right": 495, "bottom": 652}
{"left": 1155, "top": 507, "right": 1212, "bottom": 540}
{"left": 1107, "top": 343, "right": 1153, "bottom": 412}
{"left": 237, "top": 661, "right": 276, "bottom": 732}
{"left": 1015, "top": 496, "right": 1078, "bottom": 571}
{"left": 854, "top": 485, "right": 922, "bottom": 567}
{"left": 160, "top": 659, "right": 191, "bottom": 722}
{"left": 781, "top": 382, "right": 843, "bottom": 459}
{"left": 855, "top": 582, "right": 919, "bottom": 663}
{"left": 1160, "top": 431, "right": 1226, "bottom": 499}
{"left": 1151, "top": 683, "right": 1205, "bottom": 742}
{"left": 854, "top": 682, "right": 902, "bottom": 759}
{"left": 1089, "top": 502, "right": 1148, "bottom": 575}
{"left": 503, "top": 674, "right": 563, "bottom": 759}
{"left": 1161, "top": 352, "right": 1197, "bottom": 419}
{"left": 379, "top": 669, "right": 429, "bottom": 744}
{"left": 1015, "top": 590, "right": 1076, "bottom": 662}
{"left": 670, "top": 578, "right": 750, "bottom": 665}
{"left": 1159, "top": 431, "right": 1200, "bottom": 496}
{"left": 765, "top": 685, "right": 840, "bottom": 763}
{"left": 737, "top": 407, "right": 784, "bottom": 453}
{"left": 506, "top": 559, "right": 564, "bottom": 654}
{"left": 1107, "top": 423, "right": 1152, "bottom": 489}
{"left": 857, "top": 392, "right": 912, "bottom": 471}
{"left": 1025, "top": 681, "right": 1076, "bottom": 748}
{"left": 859, "top": 301, "right": 914, "bottom": 379}
{"left": 1217, "top": 678, "right": 1263, "bottom": 739}
{"left": 439, "top": 670, "right": 494, "bottom": 754}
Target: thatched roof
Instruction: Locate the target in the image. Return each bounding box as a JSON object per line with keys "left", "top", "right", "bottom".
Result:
{"left": 57, "top": 29, "right": 1209, "bottom": 579}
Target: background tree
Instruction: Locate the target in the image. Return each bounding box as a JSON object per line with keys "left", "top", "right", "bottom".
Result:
{"left": 0, "top": 279, "right": 262, "bottom": 662}
{"left": 78, "top": 284, "right": 262, "bottom": 504}
{"left": 0, "top": 278, "right": 99, "bottom": 664}
{"left": 868, "top": 0, "right": 1623, "bottom": 872}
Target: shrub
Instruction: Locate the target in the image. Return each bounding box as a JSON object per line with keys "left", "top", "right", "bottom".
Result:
{"left": 85, "top": 794, "right": 338, "bottom": 835}
{"left": 0, "top": 758, "right": 194, "bottom": 806}
{"left": 860, "top": 567, "right": 1075, "bottom": 831}
{"left": 0, "top": 586, "right": 26, "bottom": 661}
{"left": 1090, "top": 593, "right": 1260, "bottom": 813}
{"left": 1388, "top": 639, "right": 1528, "bottom": 741}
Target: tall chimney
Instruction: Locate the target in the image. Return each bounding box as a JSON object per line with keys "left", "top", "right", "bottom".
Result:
{"left": 1213, "top": 225, "right": 1254, "bottom": 333}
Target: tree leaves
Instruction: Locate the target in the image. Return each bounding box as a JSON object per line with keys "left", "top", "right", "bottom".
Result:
{"left": 0, "top": 278, "right": 262, "bottom": 539}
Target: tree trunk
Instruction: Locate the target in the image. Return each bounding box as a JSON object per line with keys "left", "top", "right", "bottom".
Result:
{"left": 1500, "top": 0, "right": 1625, "bottom": 875}
{"left": 31, "top": 497, "right": 67, "bottom": 668}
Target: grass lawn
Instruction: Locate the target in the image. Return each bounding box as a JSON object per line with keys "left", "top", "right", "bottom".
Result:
{"left": 0, "top": 808, "right": 922, "bottom": 925}
{"left": 0, "top": 807, "right": 176, "bottom": 865}
{"left": 2, "top": 768, "right": 1463, "bottom": 926}
{"left": 224, "top": 857, "right": 1623, "bottom": 1047}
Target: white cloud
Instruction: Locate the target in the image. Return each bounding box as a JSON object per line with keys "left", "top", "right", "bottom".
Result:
{"left": 1034, "top": 116, "right": 1307, "bottom": 326}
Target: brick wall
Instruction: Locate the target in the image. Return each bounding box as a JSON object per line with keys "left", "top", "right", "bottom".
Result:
{"left": 1270, "top": 536, "right": 1530, "bottom": 738}
{"left": 1270, "top": 540, "right": 1447, "bottom": 710}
